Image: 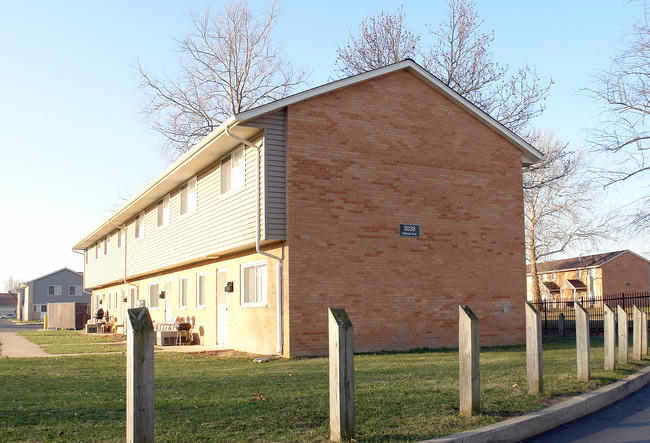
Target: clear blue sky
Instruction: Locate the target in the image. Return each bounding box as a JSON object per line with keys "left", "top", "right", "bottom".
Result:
{"left": 0, "top": 0, "right": 644, "bottom": 290}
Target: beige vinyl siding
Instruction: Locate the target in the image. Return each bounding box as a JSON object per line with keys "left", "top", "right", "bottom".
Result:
{"left": 124, "top": 137, "right": 262, "bottom": 279}
{"left": 85, "top": 230, "right": 126, "bottom": 288}
{"left": 244, "top": 109, "right": 287, "bottom": 240}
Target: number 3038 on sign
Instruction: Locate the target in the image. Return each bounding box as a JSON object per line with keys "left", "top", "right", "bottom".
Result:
{"left": 399, "top": 224, "right": 420, "bottom": 238}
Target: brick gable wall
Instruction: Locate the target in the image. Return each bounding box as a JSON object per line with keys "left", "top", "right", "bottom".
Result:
{"left": 602, "top": 252, "right": 650, "bottom": 295}
{"left": 284, "top": 70, "right": 526, "bottom": 356}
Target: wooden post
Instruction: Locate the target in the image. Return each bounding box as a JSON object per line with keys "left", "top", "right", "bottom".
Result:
{"left": 459, "top": 305, "right": 479, "bottom": 417}
{"left": 126, "top": 307, "right": 155, "bottom": 443}
{"left": 643, "top": 310, "right": 648, "bottom": 357}
{"left": 634, "top": 305, "right": 643, "bottom": 360}
{"left": 618, "top": 305, "right": 629, "bottom": 364}
{"left": 604, "top": 304, "right": 616, "bottom": 371}
{"left": 575, "top": 302, "right": 590, "bottom": 382}
{"left": 328, "top": 308, "right": 354, "bottom": 442}
{"left": 525, "top": 302, "right": 543, "bottom": 394}
{"left": 558, "top": 313, "right": 565, "bottom": 337}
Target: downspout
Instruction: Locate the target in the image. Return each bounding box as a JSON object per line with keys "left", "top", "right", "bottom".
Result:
{"left": 225, "top": 125, "right": 284, "bottom": 355}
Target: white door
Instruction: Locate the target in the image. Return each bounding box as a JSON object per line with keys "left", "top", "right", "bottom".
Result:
{"left": 217, "top": 270, "right": 228, "bottom": 345}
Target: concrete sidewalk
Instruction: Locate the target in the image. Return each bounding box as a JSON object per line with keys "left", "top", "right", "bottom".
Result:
{"left": 0, "top": 332, "right": 51, "bottom": 358}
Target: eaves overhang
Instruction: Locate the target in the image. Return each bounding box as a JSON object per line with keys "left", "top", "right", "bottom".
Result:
{"left": 72, "top": 117, "right": 260, "bottom": 251}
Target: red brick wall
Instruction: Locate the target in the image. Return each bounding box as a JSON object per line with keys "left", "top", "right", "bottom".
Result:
{"left": 602, "top": 252, "right": 650, "bottom": 295}
{"left": 283, "top": 70, "right": 527, "bottom": 357}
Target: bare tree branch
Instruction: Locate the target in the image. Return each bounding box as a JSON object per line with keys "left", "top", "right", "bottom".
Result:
{"left": 136, "top": 0, "right": 308, "bottom": 161}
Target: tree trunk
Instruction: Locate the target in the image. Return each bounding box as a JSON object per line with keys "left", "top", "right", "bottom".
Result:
{"left": 530, "top": 260, "right": 542, "bottom": 305}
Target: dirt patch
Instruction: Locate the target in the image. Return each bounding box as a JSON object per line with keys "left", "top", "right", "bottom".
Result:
{"left": 194, "top": 349, "right": 270, "bottom": 359}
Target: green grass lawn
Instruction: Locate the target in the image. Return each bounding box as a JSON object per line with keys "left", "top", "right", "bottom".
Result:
{"left": 0, "top": 337, "right": 647, "bottom": 442}
{"left": 16, "top": 330, "right": 126, "bottom": 354}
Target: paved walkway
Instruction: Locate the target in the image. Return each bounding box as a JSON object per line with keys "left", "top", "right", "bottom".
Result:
{"left": 0, "top": 331, "right": 51, "bottom": 357}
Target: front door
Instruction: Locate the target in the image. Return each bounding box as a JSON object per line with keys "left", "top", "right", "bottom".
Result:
{"left": 217, "top": 269, "right": 228, "bottom": 345}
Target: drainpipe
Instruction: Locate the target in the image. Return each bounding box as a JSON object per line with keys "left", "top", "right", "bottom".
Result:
{"left": 225, "top": 125, "right": 284, "bottom": 355}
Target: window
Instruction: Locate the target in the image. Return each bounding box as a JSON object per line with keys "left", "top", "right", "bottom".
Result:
{"left": 149, "top": 282, "right": 159, "bottom": 308}
{"left": 114, "top": 291, "right": 118, "bottom": 311}
{"left": 221, "top": 147, "right": 245, "bottom": 194}
{"left": 157, "top": 194, "right": 170, "bottom": 227}
{"left": 196, "top": 273, "right": 205, "bottom": 307}
{"left": 85, "top": 250, "right": 89, "bottom": 264}
{"left": 95, "top": 243, "right": 99, "bottom": 260}
{"left": 135, "top": 211, "right": 145, "bottom": 239}
{"left": 242, "top": 262, "right": 267, "bottom": 306}
{"left": 104, "top": 235, "right": 110, "bottom": 255}
{"left": 69, "top": 285, "right": 82, "bottom": 296}
{"left": 180, "top": 177, "right": 197, "bottom": 215}
{"left": 40, "top": 305, "right": 47, "bottom": 313}
{"left": 108, "top": 291, "right": 112, "bottom": 310}
{"left": 117, "top": 229, "right": 123, "bottom": 248}
{"left": 48, "top": 285, "right": 62, "bottom": 296}
{"left": 121, "top": 288, "right": 125, "bottom": 306}
{"left": 180, "top": 276, "right": 187, "bottom": 308}
{"left": 130, "top": 287, "right": 138, "bottom": 308}
{"left": 576, "top": 269, "right": 581, "bottom": 278}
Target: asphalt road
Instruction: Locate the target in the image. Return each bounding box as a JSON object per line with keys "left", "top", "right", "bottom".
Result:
{"left": 0, "top": 318, "right": 42, "bottom": 332}
{"left": 524, "top": 382, "right": 650, "bottom": 443}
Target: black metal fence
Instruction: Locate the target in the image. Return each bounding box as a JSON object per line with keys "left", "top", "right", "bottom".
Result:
{"left": 530, "top": 292, "right": 650, "bottom": 336}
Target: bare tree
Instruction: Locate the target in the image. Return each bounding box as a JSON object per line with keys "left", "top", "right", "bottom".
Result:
{"left": 587, "top": 4, "right": 650, "bottom": 228}
{"left": 424, "top": 0, "right": 552, "bottom": 133}
{"left": 524, "top": 130, "right": 610, "bottom": 304}
{"left": 4, "top": 275, "right": 24, "bottom": 295}
{"left": 334, "top": 4, "right": 421, "bottom": 77}
{"left": 137, "top": 0, "right": 307, "bottom": 161}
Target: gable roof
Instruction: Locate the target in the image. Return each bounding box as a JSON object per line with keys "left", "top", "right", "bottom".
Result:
{"left": 0, "top": 293, "right": 17, "bottom": 306}
{"left": 530, "top": 250, "right": 648, "bottom": 274}
{"left": 73, "top": 59, "right": 543, "bottom": 251}
{"left": 21, "top": 267, "right": 83, "bottom": 285}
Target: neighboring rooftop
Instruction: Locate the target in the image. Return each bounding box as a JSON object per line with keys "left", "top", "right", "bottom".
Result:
{"left": 530, "top": 250, "right": 633, "bottom": 274}
{"left": 0, "top": 293, "right": 17, "bottom": 306}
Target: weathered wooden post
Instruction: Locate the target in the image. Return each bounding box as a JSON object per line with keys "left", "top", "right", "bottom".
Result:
{"left": 634, "top": 305, "right": 643, "bottom": 360}
{"left": 525, "top": 302, "right": 543, "bottom": 394}
{"left": 558, "top": 313, "right": 565, "bottom": 337}
{"left": 126, "top": 307, "right": 155, "bottom": 443}
{"left": 604, "top": 304, "right": 616, "bottom": 371}
{"left": 328, "top": 308, "right": 354, "bottom": 442}
{"left": 459, "top": 305, "right": 479, "bottom": 416}
{"left": 575, "top": 302, "right": 590, "bottom": 382}
{"left": 643, "top": 310, "right": 648, "bottom": 357}
{"left": 618, "top": 305, "right": 629, "bottom": 364}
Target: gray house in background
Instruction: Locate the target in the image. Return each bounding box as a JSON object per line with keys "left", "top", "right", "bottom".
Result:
{"left": 0, "top": 293, "right": 17, "bottom": 317}
{"left": 17, "top": 268, "right": 90, "bottom": 321}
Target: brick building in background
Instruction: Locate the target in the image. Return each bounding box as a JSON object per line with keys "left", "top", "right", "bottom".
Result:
{"left": 527, "top": 250, "right": 650, "bottom": 306}
{"left": 73, "top": 60, "right": 542, "bottom": 356}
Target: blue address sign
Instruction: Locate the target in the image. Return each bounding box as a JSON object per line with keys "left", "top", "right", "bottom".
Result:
{"left": 399, "top": 224, "right": 420, "bottom": 238}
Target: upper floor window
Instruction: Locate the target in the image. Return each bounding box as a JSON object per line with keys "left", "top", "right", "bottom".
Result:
{"left": 135, "top": 211, "right": 145, "bottom": 239}
{"left": 157, "top": 193, "right": 170, "bottom": 227}
{"left": 221, "top": 147, "right": 245, "bottom": 194}
{"left": 95, "top": 243, "right": 99, "bottom": 260}
{"left": 180, "top": 177, "right": 197, "bottom": 215}
{"left": 69, "top": 285, "right": 82, "bottom": 296}
{"left": 117, "top": 229, "right": 123, "bottom": 248}
{"left": 104, "top": 235, "right": 110, "bottom": 255}
{"left": 48, "top": 285, "right": 62, "bottom": 296}
{"left": 241, "top": 261, "right": 267, "bottom": 306}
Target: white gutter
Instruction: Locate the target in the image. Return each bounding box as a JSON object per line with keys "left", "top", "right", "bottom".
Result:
{"left": 224, "top": 125, "right": 284, "bottom": 356}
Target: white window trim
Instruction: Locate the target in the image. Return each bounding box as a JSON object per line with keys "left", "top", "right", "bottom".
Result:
{"left": 196, "top": 272, "right": 206, "bottom": 308}
{"left": 158, "top": 193, "right": 171, "bottom": 227}
{"left": 220, "top": 146, "right": 246, "bottom": 196}
{"left": 179, "top": 276, "right": 187, "bottom": 309}
{"left": 180, "top": 176, "right": 198, "bottom": 217}
{"left": 241, "top": 260, "right": 268, "bottom": 307}
{"left": 148, "top": 282, "right": 160, "bottom": 309}
{"left": 135, "top": 211, "right": 145, "bottom": 240}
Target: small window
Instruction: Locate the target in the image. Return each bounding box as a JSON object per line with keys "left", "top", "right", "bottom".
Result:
{"left": 157, "top": 194, "right": 170, "bottom": 227}
{"left": 576, "top": 269, "right": 581, "bottom": 278}
{"left": 114, "top": 291, "right": 118, "bottom": 310}
{"left": 197, "top": 273, "right": 205, "bottom": 307}
{"left": 130, "top": 287, "right": 138, "bottom": 308}
{"left": 95, "top": 243, "right": 99, "bottom": 260}
{"left": 117, "top": 229, "right": 123, "bottom": 248}
{"left": 48, "top": 285, "right": 62, "bottom": 296}
{"left": 180, "top": 276, "right": 187, "bottom": 308}
{"left": 221, "top": 147, "right": 245, "bottom": 194}
{"left": 180, "top": 177, "right": 197, "bottom": 215}
{"left": 135, "top": 211, "right": 145, "bottom": 239}
{"left": 104, "top": 235, "right": 110, "bottom": 255}
{"left": 41, "top": 305, "right": 47, "bottom": 313}
{"left": 69, "top": 285, "right": 82, "bottom": 296}
{"left": 149, "top": 282, "right": 159, "bottom": 309}
{"left": 241, "top": 261, "right": 267, "bottom": 306}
